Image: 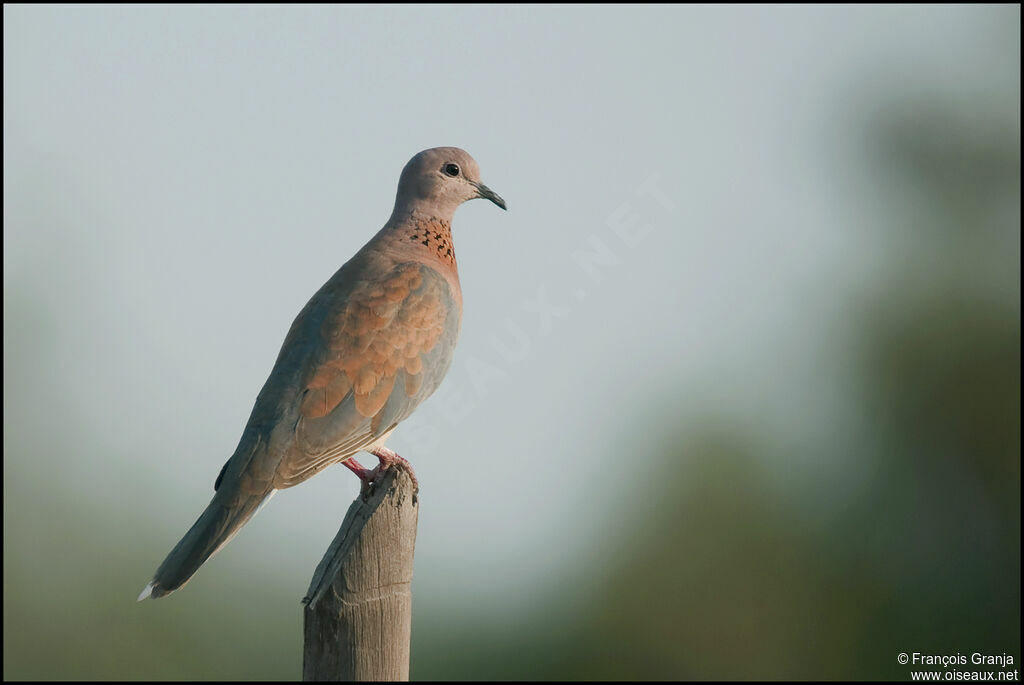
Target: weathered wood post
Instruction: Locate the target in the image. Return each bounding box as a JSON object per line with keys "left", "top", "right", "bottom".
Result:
{"left": 302, "top": 466, "right": 419, "bottom": 681}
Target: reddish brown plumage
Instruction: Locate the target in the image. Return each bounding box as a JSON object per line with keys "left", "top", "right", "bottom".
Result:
{"left": 298, "top": 260, "right": 450, "bottom": 424}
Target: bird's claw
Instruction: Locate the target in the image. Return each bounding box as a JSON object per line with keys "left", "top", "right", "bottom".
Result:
{"left": 344, "top": 449, "right": 418, "bottom": 498}
{"left": 370, "top": 446, "right": 419, "bottom": 491}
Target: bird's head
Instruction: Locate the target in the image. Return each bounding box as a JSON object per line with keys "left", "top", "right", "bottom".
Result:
{"left": 392, "top": 147, "right": 506, "bottom": 221}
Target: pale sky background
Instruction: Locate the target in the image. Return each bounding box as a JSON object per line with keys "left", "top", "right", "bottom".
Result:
{"left": 4, "top": 3, "right": 1019, "bottom": 629}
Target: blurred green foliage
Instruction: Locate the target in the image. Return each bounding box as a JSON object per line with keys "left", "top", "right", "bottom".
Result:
{"left": 4, "top": 53, "right": 1019, "bottom": 685}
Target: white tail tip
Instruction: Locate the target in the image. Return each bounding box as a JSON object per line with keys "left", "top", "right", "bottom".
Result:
{"left": 137, "top": 582, "right": 155, "bottom": 602}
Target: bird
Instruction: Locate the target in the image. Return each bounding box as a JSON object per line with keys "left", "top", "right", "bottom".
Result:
{"left": 138, "top": 147, "right": 505, "bottom": 601}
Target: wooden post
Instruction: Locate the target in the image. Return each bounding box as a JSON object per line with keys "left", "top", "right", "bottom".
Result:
{"left": 302, "top": 466, "right": 419, "bottom": 681}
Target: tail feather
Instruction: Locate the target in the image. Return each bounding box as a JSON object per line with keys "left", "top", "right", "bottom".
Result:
{"left": 139, "top": 487, "right": 275, "bottom": 600}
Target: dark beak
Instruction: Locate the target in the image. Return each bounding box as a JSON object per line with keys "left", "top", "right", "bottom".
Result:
{"left": 473, "top": 181, "right": 507, "bottom": 210}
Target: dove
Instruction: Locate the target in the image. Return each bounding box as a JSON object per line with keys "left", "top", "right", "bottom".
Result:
{"left": 139, "top": 147, "right": 505, "bottom": 600}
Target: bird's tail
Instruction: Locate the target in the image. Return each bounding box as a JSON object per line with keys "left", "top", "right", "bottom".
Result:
{"left": 137, "top": 485, "right": 276, "bottom": 600}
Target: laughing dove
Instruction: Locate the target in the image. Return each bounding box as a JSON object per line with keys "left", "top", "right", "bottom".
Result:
{"left": 139, "top": 147, "right": 505, "bottom": 600}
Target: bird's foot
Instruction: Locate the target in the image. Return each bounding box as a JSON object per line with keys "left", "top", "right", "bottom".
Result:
{"left": 369, "top": 446, "right": 419, "bottom": 490}
{"left": 342, "top": 457, "right": 377, "bottom": 495}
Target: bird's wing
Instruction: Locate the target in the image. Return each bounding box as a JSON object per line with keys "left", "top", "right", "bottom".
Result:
{"left": 274, "top": 261, "right": 459, "bottom": 487}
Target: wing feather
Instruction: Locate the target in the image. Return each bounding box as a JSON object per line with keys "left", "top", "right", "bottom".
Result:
{"left": 274, "top": 262, "right": 458, "bottom": 487}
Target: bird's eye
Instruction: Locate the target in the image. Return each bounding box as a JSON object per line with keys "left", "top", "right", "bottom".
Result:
{"left": 443, "top": 163, "right": 460, "bottom": 177}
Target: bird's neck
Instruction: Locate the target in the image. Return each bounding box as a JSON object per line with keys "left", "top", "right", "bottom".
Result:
{"left": 382, "top": 212, "right": 458, "bottom": 272}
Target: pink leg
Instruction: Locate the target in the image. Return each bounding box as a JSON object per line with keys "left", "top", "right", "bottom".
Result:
{"left": 342, "top": 457, "right": 374, "bottom": 482}
{"left": 369, "top": 446, "right": 419, "bottom": 489}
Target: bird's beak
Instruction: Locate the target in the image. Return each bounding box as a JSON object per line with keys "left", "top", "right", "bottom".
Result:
{"left": 473, "top": 181, "right": 507, "bottom": 210}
